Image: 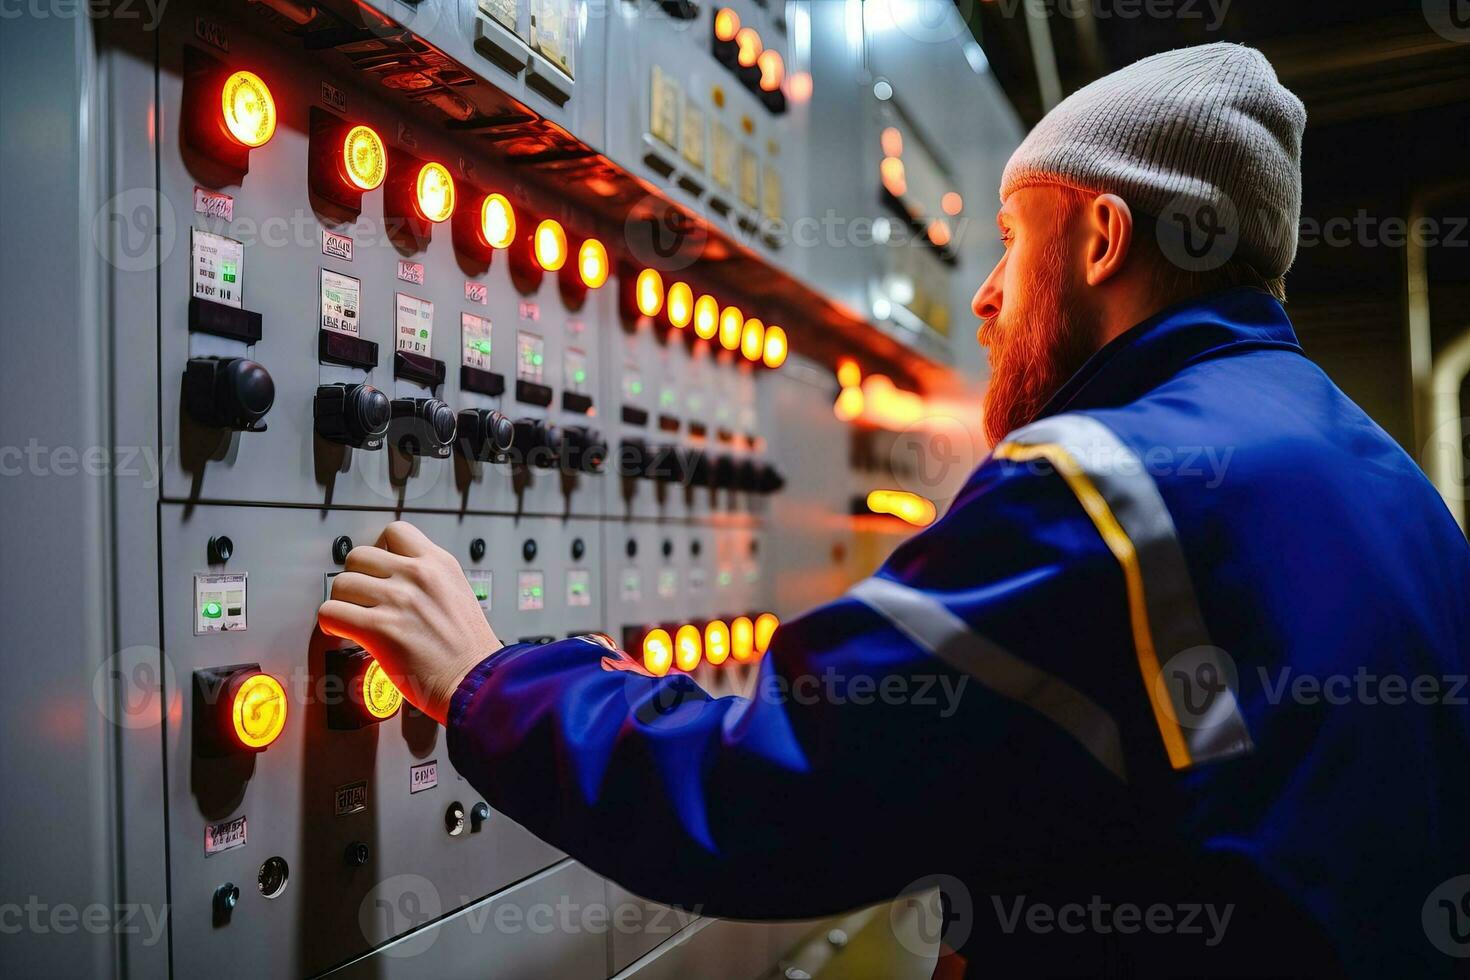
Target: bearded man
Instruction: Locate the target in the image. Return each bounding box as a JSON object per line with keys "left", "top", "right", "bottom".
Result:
{"left": 320, "top": 44, "right": 1470, "bottom": 977}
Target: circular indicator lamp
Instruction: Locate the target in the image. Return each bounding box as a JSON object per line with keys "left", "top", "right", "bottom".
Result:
{"left": 414, "top": 162, "right": 456, "bottom": 223}
{"left": 220, "top": 70, "right": 276, "bottom": 148}
{"left": 578, "top": 238, "right": 609, "bottom": 289}
{"left": 836, "top": 358, "right": 862, "bottom": 389}
{"left": 718, "top": 306, "right": 744, "bottom": 351}
{"left": 340, "top": 125, "right": 386, "bottom": 191}
{"left": 762, "top": 325, "right": 788, "bottom": 369}
{"left": 730, "top": 616, "right": 755, "bottom": 663}
{"left": 480, "top": 193, "right": 516, "bottom": 249}
{"left": 834, "top": 385, "right": 865, "bottom": 422}
{"left": 704, "top": 620, "right": 731, "bottom": 666}
{"left": 754, "top": 613, "right": 779, "bottom": 657}
{"left": 667, "top": 282, "right": 693, "bottom": 328}
{"left": 880, "top": 157, "right": 907, "bottom": 198}
{"left": 231, "top": 672, "right": 287, "bottom": 749}
{"left": 927, "top": 219, "right": 953, "bottom": 248}
{"left": 757, "top": 49, "right": 784, "bottom": 93}
{"left": 361, "top": 659, "right": 403, "bottom": 720}
{"left": 674, "top": 624, "right": 703, "bottom": 672}
{"left": 714, "top": 8, "right": 740, "bottom": 42}
{"left": 942, "top": 191, "right": 964, "bottom": 216}
{"left": 642, "top": 628, "right": 673, "bottom": 677}
{"left": 534, "top": 219, "right": 568, "bottom": 271}
{"left": 693, "top": 295, "right": 720, "bottom": 340}
{"left": 740, "top": 318, "right": 765, "bottom": 362}
{"left": 735, "top": 27, "right": 762, "bottom": 68}
{"left": 881, "top": 127, "right": 904, "bottom": 158}
{"left": 636, "top": 269, "right": 664, "bottom": 317}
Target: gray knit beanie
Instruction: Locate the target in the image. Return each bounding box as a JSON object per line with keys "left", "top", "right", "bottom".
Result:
{"left": 1000, "top": 43, "right": 1306, "bottom": 278}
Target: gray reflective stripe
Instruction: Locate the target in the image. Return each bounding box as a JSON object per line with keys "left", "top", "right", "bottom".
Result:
{"left": 849, "top": 576, "right": 1127, "bottom": 781}
{"left": 1010, "top": 413, "right": 1253, "bottom": 766}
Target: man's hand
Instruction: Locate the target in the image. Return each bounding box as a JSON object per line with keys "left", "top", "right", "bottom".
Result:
{"left": 318, "top": 521, "right": 502, "bottom": 724}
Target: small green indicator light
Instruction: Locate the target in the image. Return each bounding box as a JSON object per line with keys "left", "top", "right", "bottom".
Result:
{"left": 201, "top": 601, "right": 223, "bottom": 619}
{"left": 532, "top": 353, "right": 544, "bottom": 366}
{"left": 419, "top": 329, "right": 429, "bottom": 339}
{"left": 475, "top": 340, "right": 492, "bottom": 354}
{"left": 660, "top": 390, "right": 675, "bottom": 406}
{"left": 630, "top": 381, "right": 643, "bottom": 395}
{"left": 473, "top": 585, "right": 489, "bottom": 600}
{"left": 718, "top": 571, "right": 732, "bottom": 586}
{"left": 531, "top": 586, "right": 543, "bottom": 597}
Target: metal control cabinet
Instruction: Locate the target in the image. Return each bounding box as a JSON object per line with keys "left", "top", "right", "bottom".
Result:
{"left": 0, "top": 0, "right": 1019, "bottom": 976}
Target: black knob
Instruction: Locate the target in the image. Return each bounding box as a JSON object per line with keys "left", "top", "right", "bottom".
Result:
{"left": 620, "top": 438, "right": 651, "bottom": 479}
{"left": 343, "top": 841, "right": 370, "bottom": 867}
{"left": 558, "top": 426, "right": 607, "bottom": 473}
{"left": 571, "top": 537, "right": 585, "bottom": 560}
{"left": 470, "top": 802, "right": 491, "bottom": 831}
{"left": 207, "top": 535, "right": 233, "bottom": 564}
{"left": 457, "top": 409, "right": 515, "bottom": 462}
{"left": 212, "top": 882, "right": 240, "bottom": 925}
{"left": 713, "top": 454, "right": 736, "bottom": 489}
{"left": 649, "top": 444, "right": 687, "bottom": 483}
{"left": 512, "top": 419, "right": 556, "bottom": 468}
{"left": 184, "top": 357, "right": 274, "bottom": 431}
{"left": 756, "top": 463, "right": 786, "bottom": 495}
{"left": 687, "top": 449, "right": 712, "bottom": 487}
{"left": 333, "top": 535, "right": 354, "bottom": 564}
{"left": 736, "top": 459, "right": 758, "bottom": 492}
{"left": 316, "top": 383, "right": 390, "bottom": 450}
{"left": 390, "top": 398, "right": 456, "bottom": 458}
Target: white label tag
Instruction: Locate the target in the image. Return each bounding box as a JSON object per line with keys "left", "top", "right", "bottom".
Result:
{"left": 191, "top": 229, "right": 244, "bottom": 308}
{"left": 466, "top": 569, "right": 493, "bottom": 613}
{"left": 321, "top": 81, "right": 347, "bottom": 113}
{"left": 321, "top": 269, "right": 361, "bottom": 337}
{"left": 688, "top": 567, "right": 706, "bottom": 594}
{"left": 334, "top": 780, "right": 367, "bottom": 815}
{"left": 205, "top": 815, "right": 247, "bottom": 855}
{"left": 395, "top": 293, "right": 434, "bottom": 355}
{"left": 322, "top": 229, "right": 353, "bottom": 261}
{"left": 563, "top": 347, "right": 588, "bottom": 393}
{"left": 396, "top": 259, "right": 425, "bottom": 285}
{"left": 410, "top": 760, "right": 438, "bottom": 794}
{"left": 462, "top": 313, "right": 493, "bottom": 370}
{"left": 193, "top": 186, "right": 234, "bottom": 221}
{"left": 566, "top": 568, "right": 591, "bottom": 607}
{"left": 517, "top": 571, "right": 545, "bottom": 611}
{"left": 657, "top": 568, "right": 678, "bottom": 599}
{"left": 194, "top": 573, "right": 247, "bottom": 634}
{"left": 516, "top": 330, "right": 544, "bottom": 383}
{"left": 464, "top": 281, "right": 488, "bottom": 305}
{"left": 620, "top": 568, "right": 641, "bottom": 602}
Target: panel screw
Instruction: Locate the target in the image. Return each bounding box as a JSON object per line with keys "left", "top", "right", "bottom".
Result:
{"left": 208, "top": 535, "right": 234, "bottom": 564}
{"left": 332, "top": 535, "right": 353, "bottom": 565}
{"left": 469, "top": 537, "right": 486, "bottom": 562}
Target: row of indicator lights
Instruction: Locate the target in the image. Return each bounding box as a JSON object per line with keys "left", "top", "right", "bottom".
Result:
{"left": 713, "top": 9, "right": 786, "bottom": 95}
{"left": 211, "top": 69, "right": 610, "bottom": 286}
{"left": 879, "top": 126, "right": 964, "bottom": 249}
{"left": 633, "top": 269, "right": 788, "bottom": 369}
{"left": 209, "top": 654, "right": 404, "bottom": 753}
{"left": 641, "top": 613, "right": 779, "bottom": 676}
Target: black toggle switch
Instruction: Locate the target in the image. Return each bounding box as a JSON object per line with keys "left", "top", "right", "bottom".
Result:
{"left": 512, "top": 418, "right": 557, "bottom": 468}
{"left": 649, "top": 444, "right": 688, "bottom": 483}
{"left": 390, "top": 398, "right": 456, "bottom": 458}
{"left": 470, "top": 802, "right": 491, "bottom": 832}
{"left": 736, "top": 459, "right": 758, "bottom": 492}
{"left": 184, "top": 357, "right": 275, "bottom": 431}
{"left": 687, "top": 449, "right": 712, "bottom": 487}
{"left": 620, "top": 437, "right": 651, "bottom": 479}
{"left": 755, "top": 462, "right": 786, "bottom": 495}
{"left": 457, "top": 408, "right": 515, "bottom": 463}
{"left": 557, "top": 425, "right": 607, "bottom": 474}
{"left": 315, "top": 383, "right": 390, "bottom": 450}
{"left": 712, "top": 454, "right": 736, "bottom": 489}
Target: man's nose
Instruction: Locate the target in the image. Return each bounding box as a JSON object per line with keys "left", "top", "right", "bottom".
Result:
{"left": 972, "top": 260, "right": 1003, "bottom": 321}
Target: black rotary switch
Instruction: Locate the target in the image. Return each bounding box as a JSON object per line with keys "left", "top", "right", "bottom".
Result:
{"left": 558, "top": 426, "right": 607, "bottom": 473}
{"left": 712, "top": 454, "right": 736, "bottom": 489}
{"left": 649, "top": 444, "right": 687, "bottom": 483}
{"left": 457, "top": 409, "right": 515, "bottom": 463}
{"left": 687, "top": 449, "right": 712, "bottom": 487}
{"left": 183, "top": 357, "right": 275, "bottom": 431}
{"left": 756, "top": 463, "right": 786, "bottom": 495}
{"left": 512, "top": 418, "right": 557, "bottom": 468}
{"left": 736, "top": 459, "right": 758, "bottom": 492}
{"left": 315, "top": 383, "right": 390, "bottom": 450}
{"left": 620, "top": 438, "right": 652, "bottom": 479}
{"left": 389, "top": 397, "right": 456, "bottom": 458}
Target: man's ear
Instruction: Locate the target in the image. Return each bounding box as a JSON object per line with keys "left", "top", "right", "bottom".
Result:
{"left": 1084, "top": 193, "right": 1134, "bottom": 287}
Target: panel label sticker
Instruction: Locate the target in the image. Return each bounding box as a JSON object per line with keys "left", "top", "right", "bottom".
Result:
{"left": 739, "top": 146, "right": 760, "bottom": 210}
{"left": 563, "top": 347, "right": 588, "bottom": 394}
{"left": 762, "top": 163, "right": 783, "bottom": 222}
{"left": 320, "top": 269, "right": 361, "bottom": 337}
{"left": 194, "top": 573, "right": 247, "bottom": 634}
{"left": 464, "top": 280, "right": 488, "bottom": 305}
{"left": 681, "top": 101, "right": 706, "bottom": 170}
{"left": 516, "top": 330, "right": 545, "bottom": 383}
{"left": 462, "top": 313, "right": 493, "bottom": 370}
{"left": 517, "top": 571, "right": 545, "bottom": 612}
{"left": 688, "top": 566, "right": 706, "bottom": 594}
{"left": 478, "top": 0, "right": 519, "bottom": 32}
{"left": 620, "top": 568, "right": 642, "bottom": 602}
{"left": 410, "top": 760, "right": 438, "bottom": 794}
{"left": 320, "top": 81, "right": 347, "bottom": 113}
{"left": 566, "top": 568, "right": 591, "bottom": 608}
{"left": 623, "top": 366, "right": 644, "bottom": 403}
{"left": 190, "top": 229, "right": 244, "bottom": 308}
{"left": 529, "top": 0, "right": 575, "bottom": 78}
{"left": 204, "top": 815, "right": 247, "bottom": 856}
{"left": 322, "top": 229, "right": 353, "bottom": 261}
{"left": 193, "top": 186, "right": 234, "bottom": 221}
{"left": 465, "top": 569, "right": 492, "bottom": 614}
{"left": 395, "top": 293, "right": 434, "bottom": 355}
{"left": 657, "top": 568, "right": 678, "bottom": 599}
{"left": 711, "top": 123, "right": 734, "bottom": 190}
{"left": 396, "top": 259, "right": 425, "bottom": 285}
{"left": 650, "top": 64, "right": 679, "bottom": 148}
{"left": 334, "top": 780, "right": 368, "bottom": 816}
{"left": 194, "top": 16, "right": 229, "bottom": 52}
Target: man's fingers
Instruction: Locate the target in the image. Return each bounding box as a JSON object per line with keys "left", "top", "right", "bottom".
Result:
{"left": 329, "top": 571, "right": 391, "bottom": 607}
{"left": 343, "top": 545, "right": 408, "bottom": 578}
{"left": 377, "top": 520, "right": 432, "bottom": 557}
{"left": 318, "top": 598, "right": 375, "bottom": 642}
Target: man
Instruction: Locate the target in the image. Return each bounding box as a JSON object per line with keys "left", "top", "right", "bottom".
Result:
{"left": 320, "top": 44, "right": 1470, "bottom": 976}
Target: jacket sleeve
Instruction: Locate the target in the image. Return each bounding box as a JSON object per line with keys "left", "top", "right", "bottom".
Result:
{"left": 447, "top": 454, "right": 1147, "bottom": 919}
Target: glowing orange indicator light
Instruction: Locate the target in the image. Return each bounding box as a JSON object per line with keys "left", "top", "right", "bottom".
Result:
{"left": 636, "top": 269, "right": 665, "bottom": 317}
{"left": 740, "top": 317, "right": 765, "bottom": 362}
{"left": 642, "top": 628, "right": 673, "bottom": 677}
{"left": 480, "top": 193, "right": 516, "bottom": 249}
{"left": 718, "top": 306, "right": 744, "bottom": 351}
{"left": 757, "top": 49, "right": 784, "bottom": 93}
{"left": 221, "top": 70, "right": 276, "bottom": 148}
{"left": 762, "top": 325, "right": 788, "bottom": 369}
{"left": 754, "top": 613, "right": 779, "bottom": 657}
{"left": 362, "top": 659, "right": 404, "bottom": 720}
{"left": 414, "top": 162, "right": 455, "bottom": 223}
{"left": 578, "top": 238, "right": 609, "bottom": 289}
{"left": 789, "top": 72, "right": 813, "bottom": 103}
{"left": 341, "top": 125, "right": 386, "bottom": 190}
{"left": 674, "top": 624, "right": 703, "bottom": 672}
{"left": 704, "top": 620, "right": 731, "bottom": 666}
{"left": 534, "top": 219, "right": 568, "bottom": 271}
{"left": 867, "top": 489, "right": 938, "bottom": 528}
{"left": 881, "top": 127, "right": 904, "bottom": 158}
{"left": 693, "top": 295, "right": 720, "bottom": 340}
{"left": 231, "top": 672, "right": 287, "bottom": 749}
{"left": 836, "top": 358, "right": 862, "bottom": 389}
{"left": 927, "top": 219, "right": 952, "bottom": 248}
{"left": 735, "top": 27, "right": 762, "bottom": 68}
{"left": 834, "top": 386, "right": 865, "bottom": 422}
{"left": 714, "top": 7, "right": 740, "bottom": 42}
{"left": 730, "top": 616, "right": 755, "bottom": 663}
{"left": 880, "top": 157, "right": 907, "bottom": 197}
{"left": 666, "top": 281, "right": 693, "bottom": 328}
{"left": 942, "top": 191, "right": 964, "bottom": 216}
